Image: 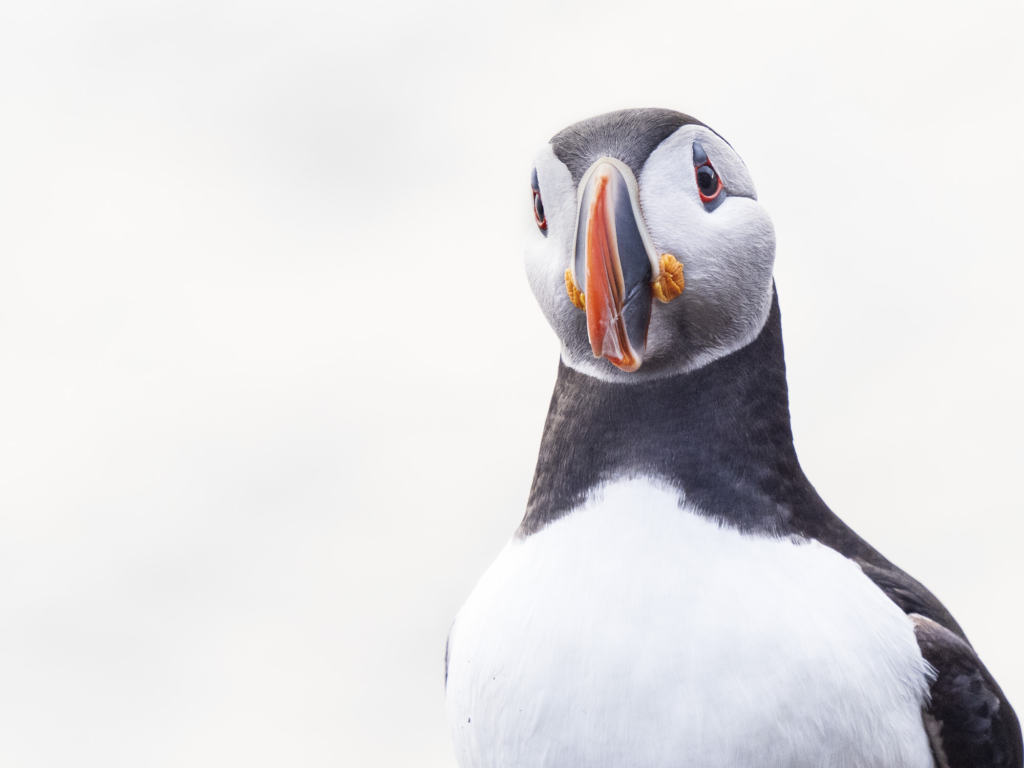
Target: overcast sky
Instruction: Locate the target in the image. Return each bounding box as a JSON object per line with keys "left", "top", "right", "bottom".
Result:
{"left": 1, "top": 1, "right": 1022, "bottom": 765}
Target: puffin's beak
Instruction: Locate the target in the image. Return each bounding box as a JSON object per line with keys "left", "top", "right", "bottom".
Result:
{"left": 572, "top": 159, "right": 656, "bottom": 372}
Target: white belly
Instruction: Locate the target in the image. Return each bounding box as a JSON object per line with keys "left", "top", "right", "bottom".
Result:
{"left": 446, "top": 478, "right": 934, "bottom": 768}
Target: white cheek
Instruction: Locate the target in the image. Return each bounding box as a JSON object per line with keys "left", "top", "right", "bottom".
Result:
{"left": 523, "top": 234, "right": 565, "bottom": 319}
{"left": 524, "top": 144, "right": 581, "bottom": 334}
{"left": 691, "top": 199, "right": 776, "bottom": 288}
{"left": 639, "top": 176, "right": 713, "bottom": 270}
{"left": 638, "top": 128, "right": 776, "bottom": 372}
{"left": 532, "top": 144, "right": 578, "bottom": 263}
{"left": 646, "top": 193, "right": 775, "bottom": 320}
{"left": 639, "top": 130, "right": 775, "bottom": 301}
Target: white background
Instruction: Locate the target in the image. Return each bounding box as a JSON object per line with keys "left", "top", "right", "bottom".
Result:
{"left": 1, "top": 1, "right": 1021, "bottom": 765}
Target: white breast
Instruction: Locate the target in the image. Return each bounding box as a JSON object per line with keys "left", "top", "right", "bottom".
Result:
{"left": 446, "top": 478, "right": 934, "bottom": 768}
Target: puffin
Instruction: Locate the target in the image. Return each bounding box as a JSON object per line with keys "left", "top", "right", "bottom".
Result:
{"left": 444, "top": 108, "right": 1021, "bottom": 768}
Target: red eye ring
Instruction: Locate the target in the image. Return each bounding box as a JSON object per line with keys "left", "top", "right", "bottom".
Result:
{"left": 533, "top": 189, "right": 547, "bottom": 230}
{"left": 695, "top": 163, "right": 722, "bottom": 204}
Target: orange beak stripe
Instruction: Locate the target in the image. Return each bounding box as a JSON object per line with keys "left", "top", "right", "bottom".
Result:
{"left": 584, "top": 166, "right": 641, "bottom": 372}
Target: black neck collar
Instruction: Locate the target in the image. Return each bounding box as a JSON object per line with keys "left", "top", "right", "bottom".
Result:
{"left": 520, "top": 291, "right": 863, "bottom": 550}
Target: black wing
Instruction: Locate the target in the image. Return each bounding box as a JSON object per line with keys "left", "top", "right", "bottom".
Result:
{"left": 912, "top": 614, "right": 1023, "bottom": 768}
{"left": 798, "top": 503, "right": 1022, "bottom": 768}
{"left": 858, "top": 560, "right": 967, "bottom": 640}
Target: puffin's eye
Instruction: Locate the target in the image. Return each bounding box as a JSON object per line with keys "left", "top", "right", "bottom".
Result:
{"left": 692, "top": 141, "right": 724, "bottom": 206}
{"left": 696, "top": 166, "right": 718, "bottom": 198}
{"left": 533, "top": 189, "right": 547, "bottom": 231}
{"left": 531, "top": 168, "right": 547, "bottom": 233}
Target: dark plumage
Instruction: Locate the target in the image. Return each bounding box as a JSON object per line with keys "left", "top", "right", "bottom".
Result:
{"left": 551, "top": 108, "right": 706, "bottom": 185}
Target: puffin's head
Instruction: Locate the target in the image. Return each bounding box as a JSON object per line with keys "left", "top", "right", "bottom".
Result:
{"left": 525, "top": 108, "right": 776, "bottom": 381}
